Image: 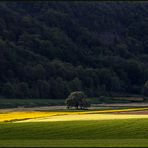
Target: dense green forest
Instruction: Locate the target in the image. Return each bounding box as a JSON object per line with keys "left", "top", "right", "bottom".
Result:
{"left": 0, "top": 1, "right": 148, "bottom": 99}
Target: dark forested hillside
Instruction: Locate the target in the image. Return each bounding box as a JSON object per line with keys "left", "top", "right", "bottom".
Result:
{"left": 0, "top": 1, "right": 148, "bottom": 99}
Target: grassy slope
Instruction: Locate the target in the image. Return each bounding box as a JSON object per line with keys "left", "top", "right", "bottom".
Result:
{"left": 0, "top": 119, "right": 148, "bottom": 147}
{"left": 0, "top": 118, "right": 148, "bottom": 147}
{"left": 1, "top": 119, "right": 148, "bottom": 139}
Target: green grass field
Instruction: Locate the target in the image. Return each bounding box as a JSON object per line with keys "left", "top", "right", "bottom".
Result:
{"left": 0, "top": 99, "right": 64, "bottom": 108}
{"left": 0, "top": 118, "right": 148, "bottom": 147}
{"left": 0, "top": 96, "right": 144, "bottom": 109}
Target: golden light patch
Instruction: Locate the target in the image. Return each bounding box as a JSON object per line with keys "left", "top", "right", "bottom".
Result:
{"left": 20, "top": 114, "right": 148, "bottom": 122}
{"left": 85, "top": 107, "right": 148, "bottom": 114}
{"left": 1, "top": 107, "right": 148, "bottom": 122}
{"left": 0, "top": 112, "right": 67, "bottom": 122}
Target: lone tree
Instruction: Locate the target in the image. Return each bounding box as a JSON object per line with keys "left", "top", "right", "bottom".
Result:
{"left": 65, "top": 91, "right": 90, "bottom": 109}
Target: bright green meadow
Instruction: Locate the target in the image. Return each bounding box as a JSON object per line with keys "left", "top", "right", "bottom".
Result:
{"left": 0, "top": 119, "right": 148, "bottom": 147}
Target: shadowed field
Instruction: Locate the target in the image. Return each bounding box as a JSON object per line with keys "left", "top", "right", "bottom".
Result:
{"left": 1, "top": 139, "right": 148, "bottom": 147}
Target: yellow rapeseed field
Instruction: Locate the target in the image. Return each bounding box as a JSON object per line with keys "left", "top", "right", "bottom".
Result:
{"left": 0, "top": 112, "right": 65, "bottom": 122}
{"left": 1, "top": 107, "right": 148, "bottom": 122}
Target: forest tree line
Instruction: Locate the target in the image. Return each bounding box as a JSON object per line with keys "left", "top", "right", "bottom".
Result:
{"left": 0, "top": 2, "right": 148, "bottom": 99}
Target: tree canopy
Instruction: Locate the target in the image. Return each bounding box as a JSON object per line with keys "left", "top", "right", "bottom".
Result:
{"left": 0, "top": 2, "right": 148, "bottom": 99}
{"left": 65, "top": 91, "right": 90, "bottom": 109}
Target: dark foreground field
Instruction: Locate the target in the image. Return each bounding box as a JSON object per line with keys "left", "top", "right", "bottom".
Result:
{"left": 1, "top": 139, "right": 148, "bottom": 147}
{"left": 0, "top": 119, "right": 148, "bottom": 147}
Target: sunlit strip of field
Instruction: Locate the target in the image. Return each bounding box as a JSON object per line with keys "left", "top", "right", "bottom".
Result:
{"left": 0, "top": 111, "right": 88, "bottom": 122}
{"left": 0, "top": 112, "right": 68, "bottom": 122}
{"left": 85, "top": 107, "right": 148, "bottom": 114}
{"left": 17, "top": 113, "right": 148, "bottom": 122}
{"left": 1, "top": 107, "right": 148, "bottom": 122}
